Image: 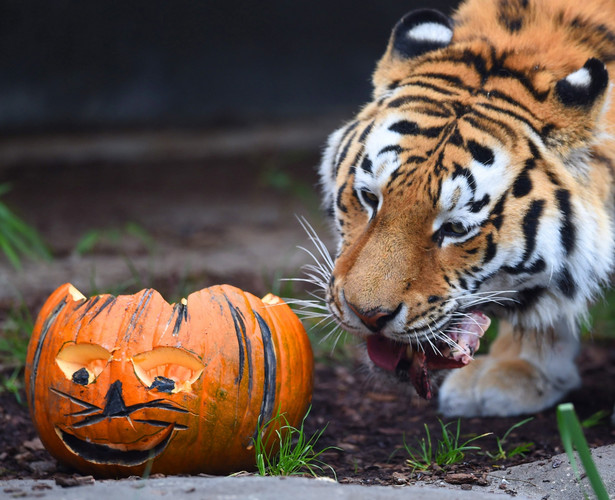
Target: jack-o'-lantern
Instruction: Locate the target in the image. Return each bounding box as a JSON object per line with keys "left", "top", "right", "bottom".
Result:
{"left": 24, "top": 283, "right": 313, "bottom": 477}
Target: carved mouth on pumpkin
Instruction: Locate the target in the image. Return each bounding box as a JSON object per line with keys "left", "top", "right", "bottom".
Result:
{"left": 366, "top": 311, "right": 490, "bottom": 399}
{"left": 50, "top": 382, "right": 190, "bottom": 466}
{"left": 55, "top": 423, "right": 181, "bottom": 466}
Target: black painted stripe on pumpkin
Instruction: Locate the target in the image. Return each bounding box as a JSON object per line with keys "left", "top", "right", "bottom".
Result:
{"left": 254, "top": 312, "right": 277, "bottom": 439}
{"left": 79, "top": 296, "right": 101, "bottom": 319}
{"left": 87, "top": 295, "right": 116, "bottom": 324}
{"left": 124, "top": 289, "right": 154, "bottom": 341}
{"left": 57, "top": 426, "right": 175, "bottom": 466}
{"left": 171, "top": 301, "right": 189, "bottom": 336}
{"left": 125, "top": 398, "right": 189, "bottom": 414}
{"left": 29, "top": 300, "right": 67, "bottom": 413}
{"left": 225, "top": 297, "right": 253, "bottom": 393}
{"left": 555, "top": 188, "right": 576, "bottom": 255}
{"left": 50, "top": 387, "right": 101, "bottom": 414}
{"left": 133, "top": 419, "right": 188, "bottom": 430}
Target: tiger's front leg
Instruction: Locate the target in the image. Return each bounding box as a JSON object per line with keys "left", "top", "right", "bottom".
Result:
{"left": 438, "top": 319, "right": 581, "bottom": 417}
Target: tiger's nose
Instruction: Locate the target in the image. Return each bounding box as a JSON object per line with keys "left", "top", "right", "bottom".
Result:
{"left": 347, "top": 302, "right": 401, "bottom": 331}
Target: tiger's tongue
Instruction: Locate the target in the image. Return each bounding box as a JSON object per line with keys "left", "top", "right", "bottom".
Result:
{"left": 366, "top": 311, "right": 490, "bottom": 399}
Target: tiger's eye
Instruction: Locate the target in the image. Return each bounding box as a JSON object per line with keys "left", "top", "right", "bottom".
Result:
{"left": 360, "top": 189, "right": 379, "bottom": 211}
{"left": 362, "top": 190, "right": 378, "bottom": 203}
{"left": 443, "top": 222, "right": 468, "bottom": 236}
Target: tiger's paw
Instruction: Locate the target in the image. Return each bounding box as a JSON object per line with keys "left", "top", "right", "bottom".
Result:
{"left": 438, "top": 356, "right": 581, "bottom": 417}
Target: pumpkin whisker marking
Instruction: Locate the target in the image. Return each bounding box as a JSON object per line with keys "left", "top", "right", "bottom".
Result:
{"left": 50, "top": 387, "right": 101, "bottom": 412}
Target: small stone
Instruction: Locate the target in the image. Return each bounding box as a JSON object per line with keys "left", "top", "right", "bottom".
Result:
{"left": 391, "top": 471, "right": 410, "bottom": 484}
{"left": 23, "top": 438, "right": 44, "bottom": 451}
{"left": 444, "top": 473, "right": 476, "bottom": 485}
{"left": 28, "top": 461, "right": 57, "bottom": 474}
{"left": 55, "top": 475, "right": 95, "bottom": 488}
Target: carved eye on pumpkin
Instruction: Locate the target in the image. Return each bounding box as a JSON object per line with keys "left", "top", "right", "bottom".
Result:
{"left": 131, "top": 347, "right": 205, "bottom": 394}
{"left": 56, "top": 343, "right": 112, "bottom": 386}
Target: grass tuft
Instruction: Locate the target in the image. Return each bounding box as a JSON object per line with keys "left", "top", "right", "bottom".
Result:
{"left": 403, "top": 418, "right": 490, "bottom": 471}
{"left": 253, "top": 406, "right": 337, "bottom": 478}
{"left": 0, "top": 183, "right": 50, "bottom": 269}
{"left": 484, "top": 417, "right": 534, "bottom": 460}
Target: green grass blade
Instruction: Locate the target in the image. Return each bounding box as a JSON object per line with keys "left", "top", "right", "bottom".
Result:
{"left": 0, "top": 189, "right": 51, "bottom": 267}
{"left": 251, "top": 406, "right": 337, "bottom": 478}
{"left": 0, "top": 233, "right": 22, "bottom": 269}
{"left": 557, "top": 403, "right": 609, "bottom": 500}
{"left": 500, "top": 417, "right": 534, "bottom": 442}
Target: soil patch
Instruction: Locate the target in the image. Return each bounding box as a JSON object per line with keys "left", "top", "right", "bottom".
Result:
{"left": 1, "top": 339, "right": 614, "bottom": 485}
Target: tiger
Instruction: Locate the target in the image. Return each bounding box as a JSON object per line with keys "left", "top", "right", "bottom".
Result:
{"left": 317, "top": 0, "right": 615, "bottom": 418}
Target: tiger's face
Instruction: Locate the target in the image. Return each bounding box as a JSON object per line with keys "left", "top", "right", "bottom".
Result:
{"left": 318, "top": 8, "right": 614, "bottom": 396}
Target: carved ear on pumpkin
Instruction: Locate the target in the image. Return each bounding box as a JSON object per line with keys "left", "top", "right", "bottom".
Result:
{"left": 555, "top": 58, "right": 609, "bottom": 107}
{"left": 391, "top": 9, "right": 454, "bottom": 60}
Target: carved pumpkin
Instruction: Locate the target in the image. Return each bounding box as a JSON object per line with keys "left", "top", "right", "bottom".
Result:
{"left": 25, "top": 283, "right": 313, "bottom": 477}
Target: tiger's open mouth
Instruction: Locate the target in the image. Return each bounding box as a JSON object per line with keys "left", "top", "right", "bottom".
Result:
{"left": 366, "top": 311, "right": 490, "bottom": 399}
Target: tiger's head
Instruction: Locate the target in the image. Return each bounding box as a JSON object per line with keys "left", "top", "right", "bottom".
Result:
{"left": 318, "top": 8, "right": 614, "bottom": 396}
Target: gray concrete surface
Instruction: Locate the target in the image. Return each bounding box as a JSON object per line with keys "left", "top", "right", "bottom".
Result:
{"left": 0, "top": 475, "right": 526, "bottom": 500}
{"left": 1, "top": 445, "right": 613, "bottom": 500}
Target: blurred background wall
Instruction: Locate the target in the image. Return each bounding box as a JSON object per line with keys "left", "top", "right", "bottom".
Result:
{"left": 0, "top": 0, "right": 457, "bottom": 133}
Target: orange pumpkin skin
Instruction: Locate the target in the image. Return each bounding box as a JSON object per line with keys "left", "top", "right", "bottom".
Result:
{"left": 24, "top": 283, "right": 313, "bottom": 477}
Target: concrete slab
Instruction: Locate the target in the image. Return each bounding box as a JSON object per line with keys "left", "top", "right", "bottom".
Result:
{"left": 480, "top": 444, "right": 615, "bottom": 499}
{"left": 0, "top": 475, "right": 527, "bottom": 500}
{"left": 2, "top": 445, "right": 614, "bottom": 500}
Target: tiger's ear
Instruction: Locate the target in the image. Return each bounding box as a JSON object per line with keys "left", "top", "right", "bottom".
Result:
{"left": 391, "top": 9, "right": 454, "bottom": 60}
{"left": 373, "top": 9, "right": 454, "bottom": 96}
{"left": 546, "top": 58, "right": 609, "bottom": 174}
{"left": 555, "top": 58, "right": 608, "bottom": 107}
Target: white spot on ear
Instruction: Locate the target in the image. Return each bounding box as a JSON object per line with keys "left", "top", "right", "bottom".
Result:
{"left": 406, "top": 22, "right": 453, "bottom": 44}
{"left": 565, "top": 67, "right": 591, "bottom": 88}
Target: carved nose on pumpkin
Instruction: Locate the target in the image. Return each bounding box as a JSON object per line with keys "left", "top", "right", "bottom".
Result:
{"left": 103, "top": 380, "right": 129, "bottom": 417}
{"left": 347, "top": 302, "right": 401, "bottom": 332}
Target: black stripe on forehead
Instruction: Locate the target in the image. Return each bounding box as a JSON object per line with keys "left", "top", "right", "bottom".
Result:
{"left": 451, "top": 162, "right": 477, "bottom": 194}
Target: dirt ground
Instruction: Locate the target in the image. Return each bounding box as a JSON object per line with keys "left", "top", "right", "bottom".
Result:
{"left": 1, "top": 133, "right": 614, "bottom": 486}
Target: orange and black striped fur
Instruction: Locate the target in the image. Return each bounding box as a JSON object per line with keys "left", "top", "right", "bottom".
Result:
{"left": 318, "top": 0, "right": 615, "bottom": 416}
